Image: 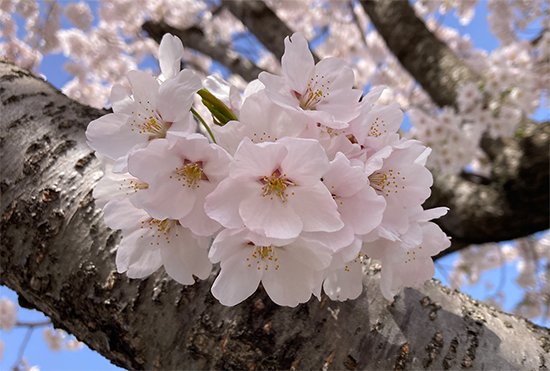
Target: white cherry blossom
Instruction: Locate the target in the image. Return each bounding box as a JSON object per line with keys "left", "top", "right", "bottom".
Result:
{"left": 209, "top": 228, "right": 332, "bottom": 306}
{"left": 103, "top": 198, "right": 212, "bottom": 285}
{"left": 259, "top": 32, "right": 362, "bottom": 129}
{"left": 205, "top": 137, "right": 344, "bottom": 239}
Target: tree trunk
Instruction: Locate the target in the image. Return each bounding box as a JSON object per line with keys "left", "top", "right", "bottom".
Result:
{"left": 1, "top": 61, "right": 549, "bottom": 370}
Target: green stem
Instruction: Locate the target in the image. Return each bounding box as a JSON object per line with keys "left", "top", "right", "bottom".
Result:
{"left": 191, "top": 107, "right": 217, "bottom": 144}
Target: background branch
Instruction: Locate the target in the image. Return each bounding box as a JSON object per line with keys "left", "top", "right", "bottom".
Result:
{"left": 142, "top": 20, "right": 265, "bottom": 82}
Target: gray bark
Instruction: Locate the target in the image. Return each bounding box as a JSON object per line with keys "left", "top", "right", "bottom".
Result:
{"left": 142, "top": 20, "right": 265, "bottom": 83}
{"left": 1, "top": 61, "right": 550, "bottom": 370}
{"left": 221, "top": 0, "right": 321, "bottom": 64}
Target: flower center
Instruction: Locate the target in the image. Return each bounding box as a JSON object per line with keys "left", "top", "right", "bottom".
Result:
{"left": 139, "top": 218, "right": 179, "bottom": 246}
{"left": 171, "top": 161, "right": 208, "bottom": 188}
{"left": 130, "top": 101, "right": 170, "bottom": 140}
{"left": 260, "top": 170, "right": 295, "bottom": 203}
{"left": 246, "top": 244, "right": 280, "bottom": 271}
{"left": 294, "top": 74, "right": 330, "bottom": 110}
{"left": 369, "top": 169, "right": 405, "bottom": 197}
{"left": 119, "top": 178, "right": 149, "bottom": 195}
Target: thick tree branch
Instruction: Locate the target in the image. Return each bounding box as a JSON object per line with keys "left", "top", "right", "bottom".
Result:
{"left": 142, "top": 20, "right": 265, "bottom": 82}
{"left": 221, "top": 0, "right": 320, "bottom": 63}
{"left": 430, "top": 118, "right": 549, "bottom": 259}
{"left": 360, "top": 0, "right": 479, "bottom": 109}
{"left": 2, "top": 61, "right": 549, "bottom": 370}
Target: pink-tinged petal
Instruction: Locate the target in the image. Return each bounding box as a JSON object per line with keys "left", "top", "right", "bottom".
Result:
{"left": 354, "top": 102, "right": 403, "bottom": 144}
{"left": 281, "top": 33, "right": 315, "bottom": 93}
{"left": 302, "top": 224, "right": 355, "bottom": 252}
{"left": 260, "top": 74, "right": 304, "bottom": 111}
{"left": 202, "top": 145, "right": 232, "bottom": 183}
{"left": 415, "top": 207, "right": 449, "bottom": 223}
{"left": 133, "top": 180, "right": 196, "bottom": 221}
{"left": 166, "top": 113, "right": 195, "bottom": 138}
{"left": 364, "top": 146, "right": 392, "bottom": 176}
{"left": 211, "top": 247, "right": 263, "bottom": 306}
{"left": 159, "top": 34, "right": 184, "bottom": 80}
{"left": 261, "top": 251, "right": 315, "bottom": 307}
{"left": 115, "top": 226, "right": 163, "bottom": 278}
{"left": 323, "top": 260, "right": 364, "bottom": 301}
{"left": 127, "top": 139, "right": 178, "bottom": 184}
{"left": 231, "top": 140, "right": 287, "bottom": 181}
{"left": 400, "top": 222, "right": 423, "bottom": 250}
{"left": 86, "top": 113, "right": 143, "bottom": 160}
{"left": 379, "top": 262, "right": 396, "bottom": 301}
{"left": 323, "top": 152, "right": 367, "bottom": 197}
{"left": 262, "top": 269, "right": 315, "bottom": 307}
{"left": 315, "top": 88, "right": 362, "bottom": 124}
{"left": 178, "top": 182, "right": 221, "bottom": 236}
{"left": 286, "top": 238, "right": 333, "bottom": 271}
{"left": 362, "top": 85, "right": 386, "bottom": 105}
{"left": 209, "top": 228, "right": 251, "bottom": 264}
{"left": 240, "top": 192, "right": 303, "bottom": 239}
{"left": 157, "top": 69, "right": 202, "bottom": 122}
{"left": 126, "top": 248, "right": 163, "bottom": 279}
{"left": 127, "top": 70, "right": 160, "bottom": 108}
{"left": 110, "top": 84, "right": 133, "bottom": 114}
{"left": 211, "top": 119, "right": 246, "bottom": 155}
{"left": 203, "top": 75, "right": 231, "bottom": 107}
{"left": 160, "top": 226, "right": 212, "bottom": 285}
{"left": 279, "top": 137, "right": 330, "bottom": 186}
{"left": 103, "top": 198, "right": 149, "bottom": 231}
{"left": 339, "top": 186, "right": 385, "bottom": 235}
{"left": 204, "top": 178, "right": 249, "bottom": 229}
{"left": 313, "top": 57, "right": 355, "bottom": 92}
{"left": 261, "top": 240, "right": 330, "bottom": 306}
{"left": 419, "top": 222, "right": 451, "bottom": 256}
{"left": 291, "top": 183, "right": 344, "bottom": 233}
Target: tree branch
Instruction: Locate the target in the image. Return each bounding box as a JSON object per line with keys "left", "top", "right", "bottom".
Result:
{"left": 221, "top": 0, "right": 321, "bottom": 64}
{"left": 360, "top": 0, "right": 480, "bottom": 109}
{"left": 142, "top": 20, "right": 265, "bottom": 82}
{"left": 1, "top": 61, "right": 549, "bottom": 370}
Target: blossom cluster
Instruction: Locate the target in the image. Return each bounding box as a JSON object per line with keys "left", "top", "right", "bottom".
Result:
{"left": 87, "top": 32, "right": 450, "bottom": 307}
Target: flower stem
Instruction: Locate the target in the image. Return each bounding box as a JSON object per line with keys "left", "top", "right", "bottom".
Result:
{"left": 191, "top": 107, "right": 217, "bottom": 144}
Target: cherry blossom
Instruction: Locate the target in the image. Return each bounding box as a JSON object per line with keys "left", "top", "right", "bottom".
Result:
{"left": 86, "top": 68, "right": 202, "bottom": 170}
{"left": 205, "top": 137, "right": 344, "bottom": 239}
{"left": 209, "top": 228, "right": 332, "bottom": 306}
{"left": 103, "top": 198, "right": 212, "bottom": 285}
{"left": 127, "top": 134, "right": 231, "bottom": 236}
{"left": 259, "top": 32, "right": 362, "bottom": 129}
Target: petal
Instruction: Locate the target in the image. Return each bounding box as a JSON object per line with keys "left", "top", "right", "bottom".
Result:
{"left": 160, "top": 226, "right": 212, "bottom": 285}
{"left": 279, "top": 137, "right": 330, "bottom": 186}
{"left": 159, "top": 34, "right": 184, "bottom": 80}
{"left": 157, "top": 69, "right": 202, "bottom": 123}
{"left": 290, "top": 183, "right": 343, "bottom": 233}
{"left": 127, "top": 70, "right": 160, "bottom": 109}
{"left": 281, "top": 33, "right": 315, "bottom": 93}
{"left": 211, "top": 247, "right": 262, "bottom": 306}
{"left": 86, "top": 113, "right": 144, "bottom": 160}
{"left": 204, "top": 178, "right": 248, "bottom": 229}
{"left": 240, "top": 191, "right": 303, "bottom": 239}
{"left": 231, "top": 140, "right": 287, "bottom": 181}
{"left": 178, "top": 182, "right": 221, "bottom": 236}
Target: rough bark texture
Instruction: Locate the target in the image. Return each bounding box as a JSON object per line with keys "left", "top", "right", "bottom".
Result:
{"left": 1, "top": 60, "right": 550, "bottom": 370}
{"left": 142, "top": 21, "right": 265, "bottom": 83}
{"left": 360, "top": 0, "right": 480, "bottom": 109}
{"left": 222, "top": 0, "right": 320, "bottom": 64}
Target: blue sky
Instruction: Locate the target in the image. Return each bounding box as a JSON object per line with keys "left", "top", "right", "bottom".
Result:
{"left": 1, "top": 1, "right": 548, "bottom": 370}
